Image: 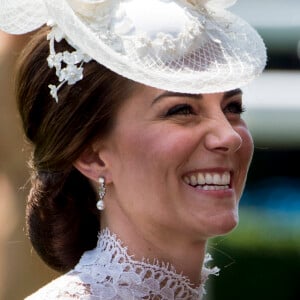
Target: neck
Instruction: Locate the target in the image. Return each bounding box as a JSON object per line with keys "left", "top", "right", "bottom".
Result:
{"left": 147, "top": 236, "right": 207, "bottom": 286}
{"left": 101, "top": 213, "right": 207, "bottom": 286}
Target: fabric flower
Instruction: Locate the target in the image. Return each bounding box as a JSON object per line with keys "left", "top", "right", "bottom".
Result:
{"left": 187, "top": 0, "right": 237, "bottom": 10}
{"left": 63, "top": 51, "right": 84, "bottom": 65}
{"left": 155, "top": 33, "right": 176, "bottom": 53}
{"left": 47, "top": 25, "right": 65, "bottom": 42}
{"left": 59, "top": 64, "right": 84, "bottom": 85}
{"left": 67, "top": 0, "right": 111, "bottom": 19}
{"left": 48, "top": 85, "right": 59, "bottom": 103}
{"left": 134, "top": 33, "right": 152, "bottom": 57}
{"left": 47, "top": 53, "right": 63, "bottom": 69}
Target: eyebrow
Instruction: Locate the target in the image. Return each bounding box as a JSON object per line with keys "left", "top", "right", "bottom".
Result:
{"left": 224, "top": 88, "right": 243, "bottom": 99}
{"left": 151, "top": 92, "right": 201, "bottom": 106}
{"left": 151, "top": 88, "right": 242, "bottom": 106}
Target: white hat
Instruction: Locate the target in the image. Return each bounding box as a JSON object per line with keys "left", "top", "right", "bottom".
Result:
{"left": 0, "top": 0, "right": 266, "bottom": 101}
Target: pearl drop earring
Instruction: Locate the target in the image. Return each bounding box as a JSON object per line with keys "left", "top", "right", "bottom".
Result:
{"left": 96, "top": 177, "right": 106, "bottom": 211}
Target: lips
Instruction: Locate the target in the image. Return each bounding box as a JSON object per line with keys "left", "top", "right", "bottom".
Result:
{"left": 183, "top": 171, "right": 231, "bottom": 191}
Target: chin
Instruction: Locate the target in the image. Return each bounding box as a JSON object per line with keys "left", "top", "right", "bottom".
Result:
{"left": 206, "top": 210, "right": 239, "bottom": 237}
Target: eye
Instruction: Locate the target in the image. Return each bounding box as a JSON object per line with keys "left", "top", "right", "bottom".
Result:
{"left": 165, "top": 104, "right": 195, "bottom": 116}
{"left": 223, "top": 101, "right": 246, "bottom": 115}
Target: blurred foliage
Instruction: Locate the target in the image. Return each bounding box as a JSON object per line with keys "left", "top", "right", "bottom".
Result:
{"left": 212, "top": 208, "right": 300, "bottom": 251}
{"left": 207, "top": 209, "right": 300, "bottom": 300}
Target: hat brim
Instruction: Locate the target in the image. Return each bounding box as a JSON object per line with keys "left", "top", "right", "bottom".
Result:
{"left": 0, "top": 0, "right": 266, "bottom": 94}
{"left": 47, "top": 0, "right": 266, "bottom": 93}
{"left": 0, "top": 0, "right": 47, "bottom": 34}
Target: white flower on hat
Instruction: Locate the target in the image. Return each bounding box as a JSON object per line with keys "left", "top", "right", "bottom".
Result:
{"left": 59, "top": 64, "right": 84, "bottom": 85}
{"left": 48, "top": 85, "right": 59, "bottom": 103}
{"left": 47, "top": 53, "right": 63, "bottom": 71}
{"left": 46, "top": 23, "right": 92, "bottom": 102}
{"left": 187, "top": 0, "right": 237, "bottom": 10}
{"left": 67, "top": 0, "right": 114, "bottom": 20}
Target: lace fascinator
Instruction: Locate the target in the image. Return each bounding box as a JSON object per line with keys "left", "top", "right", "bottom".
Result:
{"left": 0, "top": 0, "right": 266, "bottom": 102}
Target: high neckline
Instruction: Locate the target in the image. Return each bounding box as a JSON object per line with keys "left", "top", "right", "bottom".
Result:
{"left": 74, "top": 228, "right": 219, "bottom": 299}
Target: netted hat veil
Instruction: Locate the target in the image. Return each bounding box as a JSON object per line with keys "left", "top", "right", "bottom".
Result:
{"left": 0, "top": 0, "right": 266, "bottom": 97}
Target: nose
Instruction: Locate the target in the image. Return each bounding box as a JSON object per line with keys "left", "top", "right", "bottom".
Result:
{"left": 204, "top": 116, "right": 242, "bottom": 154}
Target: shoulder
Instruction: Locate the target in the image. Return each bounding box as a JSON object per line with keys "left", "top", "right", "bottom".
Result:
{"left": 25, "top": 271, "right": 93, "bottom": 300}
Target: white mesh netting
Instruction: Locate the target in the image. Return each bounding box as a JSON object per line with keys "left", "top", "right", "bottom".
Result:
{"left": 0, "top": 0, "right": 266, "bottom": 94}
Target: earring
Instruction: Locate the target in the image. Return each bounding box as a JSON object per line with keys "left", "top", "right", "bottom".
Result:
{"left": 96, "top": 177, "right": 106, "bottom": 211}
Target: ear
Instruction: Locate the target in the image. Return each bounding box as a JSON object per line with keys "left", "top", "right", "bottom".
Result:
{"left": 73, "top": 143, "right": 112, "bottom": 184}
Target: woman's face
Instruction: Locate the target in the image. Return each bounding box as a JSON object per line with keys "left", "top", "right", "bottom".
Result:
{"left": 101, "top": 86, "right": 253, "bottom": 242}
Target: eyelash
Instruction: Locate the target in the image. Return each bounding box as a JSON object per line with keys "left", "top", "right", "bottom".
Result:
{"left": 165, "top": 104, "right": 195, "bottom": 116}
{"left": 165, "top": 101, "right": 245, "bottom": 117}
{"left": 224, "top": 101, "right": 246, "bottom": 115}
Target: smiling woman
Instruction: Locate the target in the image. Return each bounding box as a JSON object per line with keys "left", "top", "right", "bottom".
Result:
{"left": 0, "top": 0, "right": 266, "bottom": 299}
{"left": 83, "top": 88, "right": 252, "bottom": 248}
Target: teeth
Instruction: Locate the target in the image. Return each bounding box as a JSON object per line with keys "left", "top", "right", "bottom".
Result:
{"left": 184, "top": 176, "right": 190, "bottom": 184}
{"left": 190, "top": 175, "right": 197, "bottom": 186}
{"left": 196, "top": 185, "right": 229, "bottom": 191}
{"left": 213, "top": 174, "right": 222, "bottom": 185}
{"left": 197, "top": 173, "right": 205, "bottom": 185}
{"left": 184, "top": 171, "right": 231, "bottom": 187}
{"left": 205, "top": 173, "right": 213, "bottom": 184}
{"left": 222, "top": 172, "right": 230, "bottom": 185}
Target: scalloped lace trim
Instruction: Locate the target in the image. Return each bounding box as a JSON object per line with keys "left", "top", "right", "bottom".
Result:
{"left": 26, "top": 228, "right": 219, "bottom": 300}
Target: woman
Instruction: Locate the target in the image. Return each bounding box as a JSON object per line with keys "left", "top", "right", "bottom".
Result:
{"left": 0, "top": 0, "right": 266, "bottom": 299}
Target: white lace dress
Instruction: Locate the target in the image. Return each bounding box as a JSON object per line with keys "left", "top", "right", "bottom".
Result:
{"left": 25, "top": 229, "right": 219, "bottom": 300}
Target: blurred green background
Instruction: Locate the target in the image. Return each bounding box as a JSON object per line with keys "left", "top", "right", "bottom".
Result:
{"left": 0, "top": 0, "right": 300, "bottom": 299}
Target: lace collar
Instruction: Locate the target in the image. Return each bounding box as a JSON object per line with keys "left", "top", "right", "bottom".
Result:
{"left": 74, "top": 228, "right": 219, "bottom": 299}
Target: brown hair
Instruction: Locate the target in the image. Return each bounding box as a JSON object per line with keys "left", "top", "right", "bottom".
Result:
{"left": 16, "top": 27, "right": 137, "bottom": 272}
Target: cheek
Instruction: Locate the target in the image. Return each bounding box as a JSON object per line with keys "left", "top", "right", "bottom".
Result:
{"left": 115, "top": 124, "right": 200, "bottom": 194}
{"left": 123, "top": 125, "right": 198, "bottom": 171}
{"left": 235, "top": 126, "right": 253, "bottom": 194}
{"left": 240, "top": 126, "right": 254, "bottom": 168}
{"left": 108, "top": 125, "right": 199, "bottom": 223}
